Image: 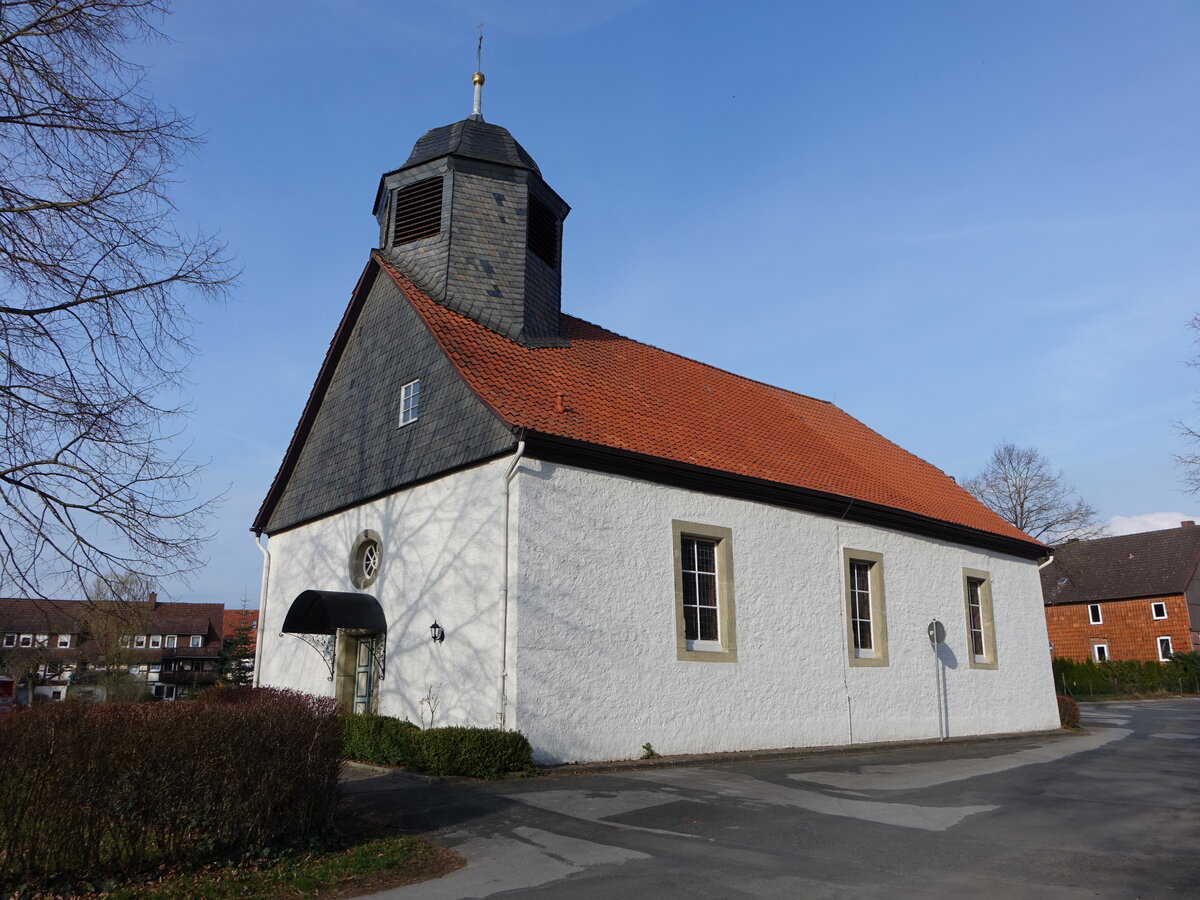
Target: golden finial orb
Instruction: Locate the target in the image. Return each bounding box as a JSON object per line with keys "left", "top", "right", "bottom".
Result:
{"left": 473, "top": 72, "right": 485, "bottom": 86}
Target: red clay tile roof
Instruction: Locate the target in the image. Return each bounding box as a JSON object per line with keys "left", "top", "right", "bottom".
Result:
{"left": 377, "top": 257, "right": 1036, "bottom": 546}
{"left": 222, "top": 608, "right": 259, "bottom": 638}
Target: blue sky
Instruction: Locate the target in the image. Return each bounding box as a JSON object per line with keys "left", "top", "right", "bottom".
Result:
{"left": 135, "top": 0, "right": 1200, "bottom": 606}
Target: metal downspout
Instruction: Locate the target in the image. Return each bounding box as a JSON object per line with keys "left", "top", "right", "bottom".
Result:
{"left": 253, "top": 533, "right": 271, "bottom": 688}
{"left": 497, "top": 440, "right": 525, "bottom": 728}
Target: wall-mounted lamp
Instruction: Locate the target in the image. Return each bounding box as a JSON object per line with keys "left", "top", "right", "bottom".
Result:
{"left": 430, "top": 621, "right": 445, "bottom": 643}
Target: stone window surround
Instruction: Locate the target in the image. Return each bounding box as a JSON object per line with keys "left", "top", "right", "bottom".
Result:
{"left": 672, "top": 520, "right": 737, "bottom": 663}
{"left": 963, "top": 568, "right": 999, "bottom": 670}
{"left": 349, "top": 528, "right": 383, "bottom": 591}
{"left": 843, "top": 548, "right": 889, "bottom": 667}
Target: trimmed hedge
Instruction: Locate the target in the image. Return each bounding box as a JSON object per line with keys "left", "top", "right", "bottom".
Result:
{"left": 341, "top": 713, "right": 421, "bottom": 767}
{"left": 0, "top": 687, "right": 342, "bottom": 889}
{"left": 341, "top": 716, "right": 535, "bottom": 779}
{"left": 1053, "top": 652, "right": 1200, "bottom": 697}
{"left": 1056, "top": 694, "right": 1080, "bottom": 728}
{"left": 417, "top": 726, "right": 535, "bottom": 778}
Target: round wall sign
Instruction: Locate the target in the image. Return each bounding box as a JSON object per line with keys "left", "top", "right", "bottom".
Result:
{"left": 927, "top": 619, "right": 946, "bottom": 646}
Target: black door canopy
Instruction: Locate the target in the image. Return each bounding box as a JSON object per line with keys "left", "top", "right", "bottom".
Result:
{"left": 282, "top": 590, "right": 386, "bottom": 636}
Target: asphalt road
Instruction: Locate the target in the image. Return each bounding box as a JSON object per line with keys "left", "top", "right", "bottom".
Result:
{"left": 343, "top": 699, "right": 1200, "bottom": 898}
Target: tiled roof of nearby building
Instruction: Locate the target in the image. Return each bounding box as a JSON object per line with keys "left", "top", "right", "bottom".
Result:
{"left": 222, "top": 608, "right": 259, "bottom": 638}
{"left": 1040, "top": 525, "right": 1200, "bottom": 605}
{"left": 376, "top": 258, "right": 1037, "bottom": 546}
{"left": 0, "top": 597, "right": 224, "bottom": 636}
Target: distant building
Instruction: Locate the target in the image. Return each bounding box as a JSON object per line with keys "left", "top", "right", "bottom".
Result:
{"left": 1041, "top": 523, "right": 1200, "bottom": 662}
{"left": 0, "top": 595, "right": 225, "bottom": 702}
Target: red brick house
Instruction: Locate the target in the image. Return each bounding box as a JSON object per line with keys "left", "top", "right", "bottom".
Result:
{"left": 1041, "top": 524, "right": 1200, "bottom": 662}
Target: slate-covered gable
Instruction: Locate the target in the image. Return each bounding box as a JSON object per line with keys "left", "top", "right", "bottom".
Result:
{"left": 262, "top": 261, "right": 517, "bottom": 535}
{"left": 1041, "top": 526, "right": 1200, "bottom": 605}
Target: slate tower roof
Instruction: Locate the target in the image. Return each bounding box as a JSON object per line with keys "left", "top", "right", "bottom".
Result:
{"left": 371, "top": 112, "right": 569, "bottom": 348}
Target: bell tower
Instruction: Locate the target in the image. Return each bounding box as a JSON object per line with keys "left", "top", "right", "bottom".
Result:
{"left": 371, "top": 68, "right": 570, "bottom": 347}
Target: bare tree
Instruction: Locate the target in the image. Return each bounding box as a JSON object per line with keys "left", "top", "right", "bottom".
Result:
{"left": 964, "top": 442, "right": 1109, "bottom": 545}
{"left": 0, "top": 1, "right": 232, "bottom": 599}
{"left": 1176, "top": 314, "right": 1200, "bottom": 493}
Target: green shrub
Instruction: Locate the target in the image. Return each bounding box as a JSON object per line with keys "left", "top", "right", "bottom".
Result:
{"left": 341, "top": 713, "right": 421, "bottom": 766}
{"left": 1056, "top": 694, "right": 1080, "bottom": 728}
{"left": 0, "top": 687, "right": 342, "bottom": 890}
{"left": 1052, "top": 655, "right": 1200, "bottom": 697}
{"left": 415, "top": 726, "right": 535, "bottom": 779}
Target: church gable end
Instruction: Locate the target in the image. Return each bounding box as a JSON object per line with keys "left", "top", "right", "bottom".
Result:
{"left": 263, "top": 265, "right": 516, "bottom": 534}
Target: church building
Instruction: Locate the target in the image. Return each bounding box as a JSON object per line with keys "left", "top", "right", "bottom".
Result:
{"left": 252, "top": 73, "right": 1060, "bottom": 764}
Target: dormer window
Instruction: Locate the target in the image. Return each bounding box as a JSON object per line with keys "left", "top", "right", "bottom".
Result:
{"left": 526, "top": 194, "right": 558, "bottom": 268}
{"left": 399, "top": 379, "right": 420, "bottom": 427}
{"left": 392, "top": 176, "right": 443, "bottom": 247}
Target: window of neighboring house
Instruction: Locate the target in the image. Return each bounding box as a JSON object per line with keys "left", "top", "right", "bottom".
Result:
{"left": 1093, "top": 643, "right": 1109, "bottom": 663}
{"left": 19, "top": 634, "right": 32, "bottom": 648}
{"left": 150, "top": 664, "right": 161, "bottom": 673}
{"left": 1151, "top": 602, "right": 1168, "bottom": 620}
{"left": 844, "top": 549, "right": 888, "bottom": 666}
{"left": 963, "top": 569, "right": 998, "bottom": 669}
{"left": 3, "top": 634, "right": 15, "bottom": 647}
{"left": 119, "top": 635, "right": 131, "bottom": 648}
{"left": 1158, "top": 636, "right": 1173, "bottom": 660}
{"left": 165, "top": 635, "right": 177, "bottom": 648}
{"left": 134, "top": 635, "right": 147, "bottom": 648}
{"left": 34, "top": 634, "right": 48, "bottom": 647}
{"left": 1088, "top": 604, "right": 1102, "bottom": 625}
{"left": 399, "top": 379, "right": 421, "bottom": 427}
{"left": 56, "top": 634, "right": 70, "bottom": 648}
{"left": 190, "top": 635, "right": 202, "bottom": 648}
{"left": 149, "top": 635, "right": 162, "bottom": 648}
{"left": 129, "top": 664, "right": 140, "bottom": 675}
{"left": 672, "top": 520, "right": 737, "bottom": 662}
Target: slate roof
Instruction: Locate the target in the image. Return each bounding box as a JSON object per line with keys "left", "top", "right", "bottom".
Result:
{"left": 394, "top": 117, "right": 541, "bottom": 176}
{"left": 1040, "top": 526, "right": 1200, "bottom": 605}
{"left": 360, "top": 257, "right": 1039, "bottom": 548}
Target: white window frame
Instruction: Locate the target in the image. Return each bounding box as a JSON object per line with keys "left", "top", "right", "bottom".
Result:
{"left": 134, "top": 635, "right": 147, "bottom": 648}
{"left": 1093, "top": 643, "right": 1109, "bottom": 663}
{"left": 149, "top": 634, "right": 162, "bottom": 648}
{"left": 672, "top": 520, "right": 737, "bottom": 663}
{"left": 1151, "top": 601, "right": 1168, "bottom": 620}
{"left": 963, "top": 569, "right": 998, "bottom": 669}
{"left": 844, "top": 548, "right": 888, "bottom": 666}
{"left": 190, "top": 634, "right": 202, "bottom": 649}
{"left": 3, "top": 633, "right": 15, "bottom": 648}
{"left": 19, "top": 634, "right": 32, "bottom": 648}
{"left": 56, "top": 634, "right": 71, "bottom": 649}
{"left": 1087, "top": 604, "right": 1102, "bottom": 625}
{"left": 34, "top": 634, "right": 48, "bottom": 648}
{"left": 1157, "top": 636, "right": 1173, "bottom": 660}
{"left": 165, "top": 634, "right": 177, "bottom": 649}
{"left": 399, "top": 379, "right": 421, "bottom": 427}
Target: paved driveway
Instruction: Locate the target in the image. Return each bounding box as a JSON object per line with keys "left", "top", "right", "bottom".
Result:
{"left": 344, "top": 699, "right": 1200, "bottom": 898}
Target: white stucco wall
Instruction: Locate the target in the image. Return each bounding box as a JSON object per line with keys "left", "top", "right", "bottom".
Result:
{"left": 257, "top": 457, "right": 513, "bottom": 728}
{"left": 513, "top": 461, "right": 1060, "bottom": 764}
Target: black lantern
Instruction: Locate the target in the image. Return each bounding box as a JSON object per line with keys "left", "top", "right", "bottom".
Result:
{"left": 430, "top": 621, "right": 445, "bottom": 643}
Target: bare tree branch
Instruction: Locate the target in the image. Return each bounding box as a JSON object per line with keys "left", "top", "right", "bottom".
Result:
{"left": 964, "top": 442, "right": 1109, "bottom": 546}
{"left": 0, "top": 1, "right": 234, "bottom": 599}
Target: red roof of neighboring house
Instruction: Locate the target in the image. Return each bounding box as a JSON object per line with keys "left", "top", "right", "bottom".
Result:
{"left": 222, "top": 608, "right": 259, "bottom": 638}
{"left": 376, "top": 258, "right": 1035, "bottom": 546}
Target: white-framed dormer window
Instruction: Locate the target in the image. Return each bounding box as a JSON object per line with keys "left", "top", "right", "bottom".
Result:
{"left": 19, "top": 634, "right": 32, "bottom": 648}
{"left": 1151, "top": 602, "right": 1168, "bottom": 620}
{"left": 57, "top": 634, "right": 71, "bottom": 648}
{"left": 1093, "top": 643, "right": 1109, "bottom": 662}
{"left": 134, "top": 635, "right": 147, "bottom": 648}
{"left": 165, "top": 635, "right": 177, "bottom": 649}
{"left": 3, "top": 633, "right": 15, "bottom": 647}
{"left": 190, "top": 634, "right": 202, "bottom": 648}
{"left": 1087, "top": 604, "right": 1102, "bottom": 625}
{"left": 1158, "top": 636, "right": 1173, "bottom": 660}
{"left": 150, "top": 634, "right": 162, "bottom": 648}
{"left": 399, "top": 379, "right": 421, "bottom": 427}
